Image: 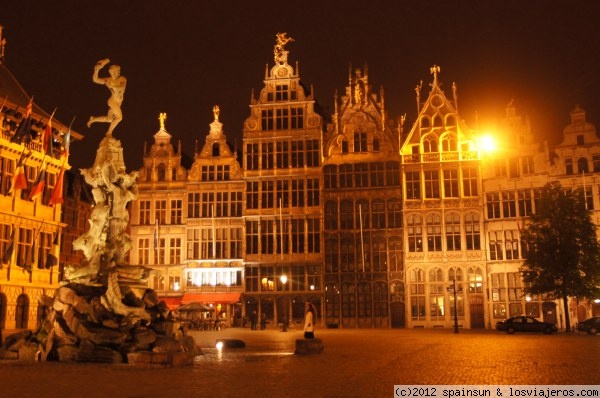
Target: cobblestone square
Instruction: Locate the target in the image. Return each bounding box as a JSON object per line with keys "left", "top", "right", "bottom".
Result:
{"left": 1, "top": 328, "right": 598, "bottom": 398}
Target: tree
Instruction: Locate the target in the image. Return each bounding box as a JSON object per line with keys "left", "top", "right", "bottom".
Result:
{"left": 520, "top": 181, "right": 600, "bottom": 332}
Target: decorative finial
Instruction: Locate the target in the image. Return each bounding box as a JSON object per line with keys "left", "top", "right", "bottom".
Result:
{"left": 213, "top": 105, "right": 220, "bottom": 122}
{"left": 159, "top": 112, "right": 167, "bottom": 130}
{"left": 274, "top": 32, "right": 294, "bottom": 63}
{"left": 430, "top": 65, "right": 440, "bottom": 86}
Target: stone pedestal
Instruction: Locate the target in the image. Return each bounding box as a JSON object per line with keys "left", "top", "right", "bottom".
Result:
{"left": 294, "top": 338, "right": 324, "bottom": 355}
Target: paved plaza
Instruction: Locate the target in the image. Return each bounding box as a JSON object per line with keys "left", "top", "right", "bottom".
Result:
{"left": 1, "top": 327, "right": 598, "bottom": 398}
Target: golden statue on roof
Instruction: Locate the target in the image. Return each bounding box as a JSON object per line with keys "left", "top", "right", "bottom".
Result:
{"left": 213, "top": 105, "right": 220, "bottom": 122}
{"left": 274, "top": 32, "right": 294, "bottom": 62}
{"left": 159, "top": 112, "right": 167, "bottom": 130}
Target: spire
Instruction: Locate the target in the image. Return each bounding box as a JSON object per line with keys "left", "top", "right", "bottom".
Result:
{"left": 265, "top": 63, "right": 269, "bottom": 79}
{"left": 296, "top": 60, "right": 299, "bottom": 76}
{"left": 415, "top": 80, "right": 423, "bottom": 114}
{"left": 452, "top": 82, "right": 458, "bottom": 113}
{"left": 380, "top": 85, "right": 385, "bottom": 129}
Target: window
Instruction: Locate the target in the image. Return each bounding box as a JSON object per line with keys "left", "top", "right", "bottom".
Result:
{"left": 356, "top": 200, "right": 369, "bottom": 230}
{"left": 261, "top": 143, "right": 274, "bottom": 169}
{"left": 386, "top": 161, "right": 400, "bottom": 186}
{"left": 275, "top": 84, "right": 289, "bottom": 101}
{"left": 276, "top": 141, "right": 289, "bottom": 169}
{"left": 138, "top": 238, "right": 150, "bottom": 265}
{"left": 155, "top": 200, "right": 167, "bottom": 224}
{"left": 306, "top": 139, "right": 319, "bottom": 167}
{"left": 410, "top": 269, "right": 426, "bottom": 320}
{"left": 261, "top": 220, "right": 274, "bottom": 254}
{"left": 291, "top": 179, "right": 304, "bottom": 207}
{"left": 388, "top": 237, "right": 403, "bottom": 272}
{"left": 465, "top": 213, "right": 481, "bottom": 250}
{"left": 340, "top": 200, "right": 353, "bottom": 229}
{"left": 445, "top": 212, "right": 461, "bottom": 251}
{"left": 246, "top": 221, "right": 259, "bottom": 255}
{"left": 565, "top": 158, "right": 573, "bottom": 175}
{"left": 246, "top": 182, "right": 259, "bottom": 209}
{"left": 502, "top": 191, "right": 516, "bottom": 218}
{"left": 357, "top": 282, "right": 372, "bottom": 317}
{"left": 505, "top": 230, "right": 519, "bottom": 260}
{"left": 405, "top": 171, "right": 421, "bottom": 199}
{"left": 371, "top": 200, "right": 386, "bottom": 229}
{"left": 467, "top": 267, "right": 483, "bottom": 293}
{"left": 593, "top": 154, "right": 600, "bottom": 172}
{"left": 291, "top": 141, "right": 304, "bottom": 167}
{"left": 429, "top": 267, "right": 445, "bottom": 320}
{"left": 340, "top": 238, "right": 355, "bottom": 272}
{"left": 355, "top": 163, "right": 369, "bottom": 188}
{"left": 462, "top": 167, "right": 478, "bottom": 196}
{"left": 407, "top": 214, "right": 423, "bottom": 252}
{"left": 423, "top": 136, "right": 438, "bottom": 153}
{"left": 155, "top": 238, "right": 166, "bottom": 264}
{"left": 507, "top": 272, "right": 523, "bottom": 302}
{"left": 372, "top": 239, "right": 386, "bottom": 271}
{"left": 341, "top": 283, "right": 356, "bottom": 317}
{"left": 307, "top": 218, "right": 320, "bottom": 253}
{"left": 522, "top": 156, "right": 534, "bottom": 175}
{"left": 246, "top": 143, "right": 259, "bottom": 170}
{"left": 325, "top": 238, "right": 339, "bottom": 272}
{"left": 339, "top": 164, "right": 353, "bottom": 188}
{"left": 518, "top": 190, "right": 533, "bottom": 217}
{"left": 291, "top": 219, "right": 304, "bottom": 253}
{"left": 489, "top": 231, "right": 503, "bottom": 260}
{"left": 324, "top": 165, "right": 337, "bottom": 189}
{"left": 231, "top": 191, "right": 243, "bottom": 216}
{"left": 370, "top": 162, "right": 385, "bottom": 187}
{"left": 424, "top": 170, "right": 440, "bottom": 198}
{"left": 188, "top": 193, "right": 201, "bottom": 219}
{"left": 307, "top": 179, "right": 319, "bottom": 207}
{"left": 578, "top": 157, "right": 589, "bottom": 174}
{"left": 245, "top": 266, "right": 259, "bottom": 292}
{"left": 443, "top": 169, "right": 459, "bottom": 198}
{"left": 353, "top": 132, "right": 368, "bottom": 152}
{"left": 291, "top": 107, "right": 304, "bottom": 129}
{"left": 261, "top": 109, "right": 274, "bottom": 131}
{"left": 487, "top": 192, "right": 501, "bottom": 219}
{"left": 276, "top": 180, "right": 289, "bottom": 209}
{"left": 426, "top": 213, "right": 442, "bottom": 251}
{"left": 261, "top": 181, "right": 274, "bottom": 209}
{"left": 324, "top": 201, "right": 338, "bottom": 230}
{"left": 170, "top": 200, "right": 182, "bottom": 224}
{"left": 373, "top": 282, "right": 388, "bottom": 316}
{"left": 387, "top": 198, "right": 402, "bottom": 228}
{"left": 186, "top": 229, "right": 200, "bottom": 259}
{"left": 169, "top": 238, "right": 181, "bottom": 264}
{"left": 495, "top": 159, "right": 507, "bottom": 178}
{"left": 139, "top": 200, "right": 151, "bottom": 225}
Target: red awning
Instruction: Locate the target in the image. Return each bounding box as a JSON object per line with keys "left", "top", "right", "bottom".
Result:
{"left": 160, "top": 297, "right": 183, "bottom": 310}
{"left": 181, "top": 292, "right": 241, "bottom": 304}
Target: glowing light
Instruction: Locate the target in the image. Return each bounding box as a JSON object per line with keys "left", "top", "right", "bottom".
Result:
{"left": 215, "top": 341, "right": 224, "bottom": 350}
{"left": 280, "top": 275, "right": 287, "bottom": 285}
{"left": 478, "top": 134, "right": 496, "bottom": 153}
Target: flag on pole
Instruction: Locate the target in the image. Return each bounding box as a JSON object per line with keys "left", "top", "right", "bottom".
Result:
{"left": 11, "top": 99, "right": 33, "bottom": 144}
{"left": 9, "top": 150, "right": 29, "bottom": 194}
{"left": 45, "top": 232, "right": 59, "bottom": 268}
{"left": 29, "top": 166, "right": 46, "bottom": 201}
{"left": 49, "top": 165, "right": 65, "bottom": 205}
{"left": 2, "top": 229, "right": 15, "bottom": 264}
{"left": 62, "top": 121, "right": 72, "bottom": 157}
{"left": 43, "top": 117, "right": 53, "bottom": 156}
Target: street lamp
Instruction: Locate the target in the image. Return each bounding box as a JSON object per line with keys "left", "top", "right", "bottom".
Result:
{"left": 447, "top": 279, "right": 462, "bottom": 334}
{"left": 280, "top": 274, "right": 288, "bottom": 332}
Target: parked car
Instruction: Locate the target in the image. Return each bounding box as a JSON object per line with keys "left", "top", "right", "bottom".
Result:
{"left": 495, "top": 316, "right": 558, "bottom": 334}
{"left": 576, "top": 316, "right": 600, "bottom": 335}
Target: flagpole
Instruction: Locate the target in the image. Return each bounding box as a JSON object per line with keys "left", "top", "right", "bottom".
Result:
{"left": 211, "top": 204, "right": 216, "bottom": 259}
{"left": 359, "top": 204, "right": 365, "bottom": 272}
{"left": 279, "top": 198, "right": 283, "bottom": 260}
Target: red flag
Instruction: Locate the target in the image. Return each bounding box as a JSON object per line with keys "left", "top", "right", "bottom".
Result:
{"left": 9, "top": 151, "right": 29, "bottom": 194}
{"left": 29, "top": 168, "right": 46, "bottom": 201}
{"left": 49, "top": 166, "right": 65, "bottom": 205}
{"left": 43, "top": 118, "right": 53, "bottom": 156}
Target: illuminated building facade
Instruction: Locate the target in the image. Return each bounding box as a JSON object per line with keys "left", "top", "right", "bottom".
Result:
{"left": 322, "top": 66, "right": 403, "bottom": 328}
{"left": 241, "top": 38, "right": 323, "bottom": 327}
{"left": 400, "top": 67, "right": 488, "bottom": 329}
{"left": 0, "top": 46, "right": 81, "bottom": 331}
{"left": 129, "top": 110, "right": 245, "bottom": 324}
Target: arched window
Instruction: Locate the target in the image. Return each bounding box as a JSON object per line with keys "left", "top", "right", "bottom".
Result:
{"left": 429, "top": 267, "right": 445, "bottom": 319}
{"left": 445, "top": 212, "right": 461, "bottom": 251}
{"left": 157, "top": 163, "right": 166, "bottom": 182}
{"left": 468, "top": 266, "right": 484, "bottom": 293}
{"left": 578, "top": 157, "right": 589, "bottom": 173}
{"left": 409, "top": 268, "right": 425, "bottom": 320}
{"left": 426, "top": 213, "right": 442, "bottom": 251}
{"left": 341, "top": 282, "right": 356, "bottom": 317}
{"left": 324, "top": 201, "right": 338, "bottom": 230}
{"left": 441, "top": 134, "right": 457, "bottom": 152}
{"left": 422, "top": 135, "right": 438, "bottom": 153}
{"left": 356, "top": 199, "right": 370, "bottom": 230}
{"left": 373, "top": 282, "right": 389, "bottom": 316}
{"left": 407, "top": 214, "right": 423, "bottom": 252}
{"left": 387, "top": 198, "right": 402, "bottom": 228}
{"left": 340, "top": 200, "right": 353, "bottom": 229}
{"left": 15, "top": 294, "right": 29, "bottom": 329}
{"left": 420, "top": 116, "right": 430, "bottom": 128}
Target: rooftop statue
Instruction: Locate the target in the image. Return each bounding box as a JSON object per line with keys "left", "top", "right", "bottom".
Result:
{"left": 274, "top": 32, "right": 294, "bottom": 63}
{"left": 87, "top": 58, "right": 127, "bottom": 136}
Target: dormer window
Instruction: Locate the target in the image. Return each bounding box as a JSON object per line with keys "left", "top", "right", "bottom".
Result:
{"left": 157, "top": 163, "right": 166, "bottom": 181}
{"left": 212, "top": 142, "right": 220, "bottom": 157}
{"left": 276, "top": 84, "right": 289, "bottom": 101}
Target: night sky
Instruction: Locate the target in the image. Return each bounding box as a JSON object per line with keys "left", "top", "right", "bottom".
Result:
{"left": 2, "top": 1, "right": 599, "bottom": 170}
